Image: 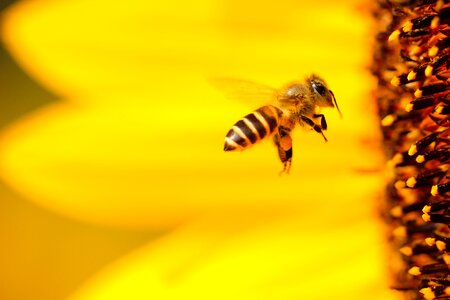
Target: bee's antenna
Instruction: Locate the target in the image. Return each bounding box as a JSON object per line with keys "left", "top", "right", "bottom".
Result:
{"left": 330, "top": 90, "right": 342, "bottom": 118}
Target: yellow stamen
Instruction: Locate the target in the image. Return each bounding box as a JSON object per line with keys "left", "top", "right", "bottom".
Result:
{"left": 431, "top": 16, "right": 439, "bottom": 29}
{"left": 388, "top": 30, "right": 400, "bottom": 42}
{"left": 408, "top": 144, "right": 418, "bottom": 156}
{"left": 405, "top": 103, "right": 414, "bottom": 112}
{"left": 393, "top": 226, "right": 407, "bottom": 239}
{"left": 416, "top": 155, "right": 425, "bottom": 163}
{"left": 419, "top": 287, "right": 435, "bottom": 300}
{"left": 400, "top": 246, "right": 413, "bottom": 256}
{"left": 436, "top": 240, "right": 446, "bottom": 251}
{"left": 425, "top": 65, "right": 433, "bottom": 77}
{"left": 388, "top": 153, "right": 403, "bottom": 167}
{"left": 431, "top": 185, "right": 439, "bottom": 196}
{"left": 425, "top": 237, "right": 436, "bottom": 246}
{"left": 391, "top": 76, "right": 401, "bottom": 86}
{"left": 428, "top": 46, "right": 439, "bottom": 57}
{"left": 394, "top": 180, "right": 406, "bottom": 190}
{"left": 390, "top": 206, "right": 402, "bottom": 217}
{"left": 414, "top": 89, "right": 423, "bottom": 98}
{"left": 435, "top": 105, "right": 444, "bottom": 114}
{"left": 403, "top": 20, "right": 413, "bottom": 32}
{"left": 408, "top": 266, "right": 421, "bottom": 276}
{"left": 443, "top": 253, "right": 450, "bottom": 265}
{"left": 381, "top": 114, "right": 395, "bottom": 126}
{"left": 407, "top": 71, "right": 416, "bottom": 81}
{"left": 406, "top": 177, "right": 417, "bottom": 188}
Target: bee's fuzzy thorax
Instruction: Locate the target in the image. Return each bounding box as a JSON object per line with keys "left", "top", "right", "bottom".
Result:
{"left": 374, "top": 0, "right": 450, "bottom": 299}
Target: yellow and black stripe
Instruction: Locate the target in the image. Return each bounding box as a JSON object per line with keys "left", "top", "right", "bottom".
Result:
{"left": 224, "top": 105, "right": 282, "bottom": 151}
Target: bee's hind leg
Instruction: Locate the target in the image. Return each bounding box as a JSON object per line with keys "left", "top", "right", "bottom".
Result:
{"left": 273, "top": 126, "right": 293, "bottom": 174}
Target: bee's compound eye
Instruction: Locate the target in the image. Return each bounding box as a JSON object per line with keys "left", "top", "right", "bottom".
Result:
{"left": 312, "top": 81, "right": 327, "bottom": 96}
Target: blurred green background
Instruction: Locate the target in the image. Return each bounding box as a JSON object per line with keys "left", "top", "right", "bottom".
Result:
{"left": 0, "top": 2, "right": 157, "bottom": 299}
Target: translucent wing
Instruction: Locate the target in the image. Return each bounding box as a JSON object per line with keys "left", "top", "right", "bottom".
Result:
{"left": 210, "top": 77, "right": 279, "bottom": 106}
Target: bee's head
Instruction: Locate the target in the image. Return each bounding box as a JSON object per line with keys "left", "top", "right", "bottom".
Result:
{"left": 307, "top": 74, "right": 341, "bottom": 117}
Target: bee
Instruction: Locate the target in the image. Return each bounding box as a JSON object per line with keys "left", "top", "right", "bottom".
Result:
{"left": 222, "top": 74, "right": 341, "bottom": 174}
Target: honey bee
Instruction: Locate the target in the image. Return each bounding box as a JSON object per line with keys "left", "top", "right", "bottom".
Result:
{"left": 222, "top": 74, "right": 341, "bottom": 174}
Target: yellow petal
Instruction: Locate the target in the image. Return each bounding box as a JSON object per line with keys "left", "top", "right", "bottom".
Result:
{"left": 0, "top": 0, "right": 397, "bottom": 299}
{"left": 1, "top": 0, "right": 369, "bottom": 105}
{"left": 0, "top": 0, "right": 377, "bottom": 228}
{"left": 68, "top": 214, "right": 399, "bottom": 300}
{"left": 0, "top": 84, "right": 382, "bottom": 228}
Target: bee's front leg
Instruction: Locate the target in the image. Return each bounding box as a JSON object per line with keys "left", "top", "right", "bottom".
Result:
{"left": 313, "top": 114, "right": 327, "bottom": 130}
{"left": 300, "top": 115, "right": 328, "bottom": 142}
{"left": 273, "top": 126, "right": 293, "bottom": 174}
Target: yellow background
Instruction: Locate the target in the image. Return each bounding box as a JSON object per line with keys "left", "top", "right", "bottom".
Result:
{"left": 0, "top": 0, "right": 399, "bottom": 299}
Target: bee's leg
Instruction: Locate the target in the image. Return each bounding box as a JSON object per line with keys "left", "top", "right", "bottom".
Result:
{"left": 313, "top": 114, "right": 327, "bottom": 130}
{"left": 273, "top": 126, "right": 293, "bottom": 174}
{"left": 300, "top": 115, "right": 328, "bottom": 142}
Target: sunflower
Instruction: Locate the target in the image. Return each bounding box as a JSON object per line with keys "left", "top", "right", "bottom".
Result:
{"left": 374, "top": 1, "right": 450, "bottom": 299}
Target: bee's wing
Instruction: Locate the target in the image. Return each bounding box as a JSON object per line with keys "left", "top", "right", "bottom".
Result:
{"left": 210, "top": 77, "right": 279, "bottom": 106}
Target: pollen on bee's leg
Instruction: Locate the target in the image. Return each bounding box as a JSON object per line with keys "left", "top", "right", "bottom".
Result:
{"left": 374, "top": 1, "right": 450, "bottom": 298}
{"left": 279, "top": 136, "right": 292, "bottom": 150}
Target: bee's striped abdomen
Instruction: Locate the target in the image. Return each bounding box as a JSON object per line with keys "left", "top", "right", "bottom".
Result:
{"left": 224, "top": 105, "right": 281, "bottom": 151}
